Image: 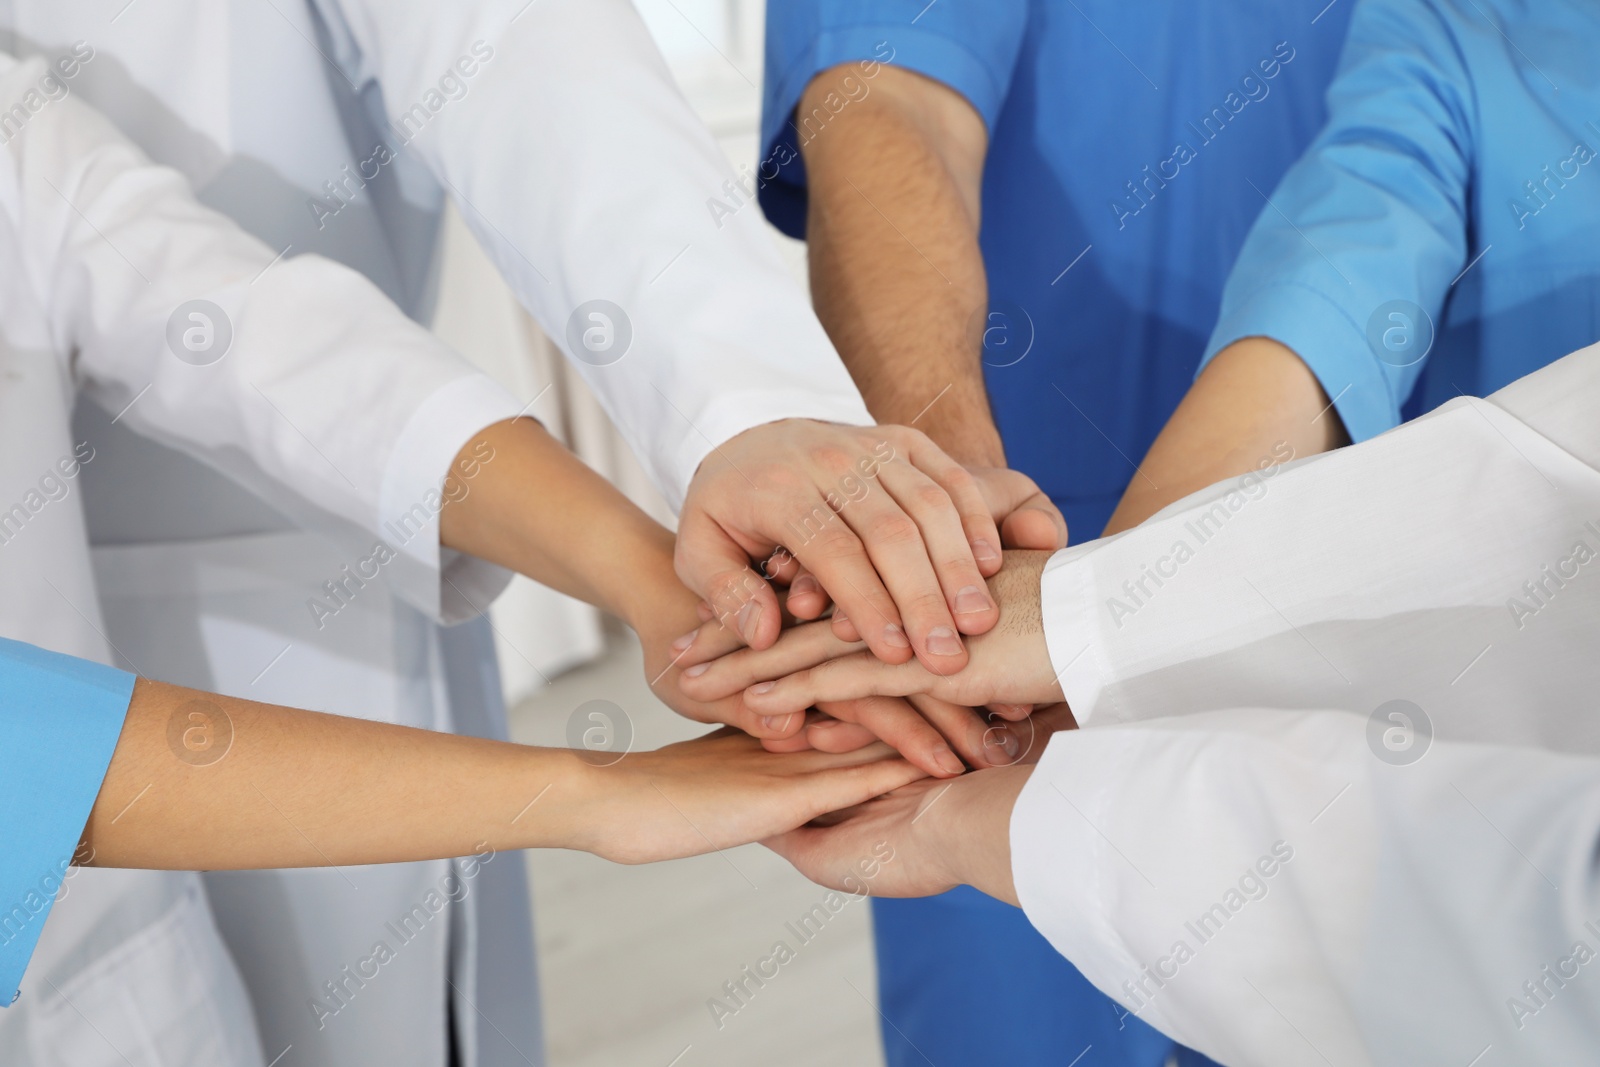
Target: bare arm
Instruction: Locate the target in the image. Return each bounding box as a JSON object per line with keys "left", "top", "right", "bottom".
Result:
{"left": 1102, "top": 337, "right": 1350, "bottom": 534}
{"left": 800, "top": 64, "right": 1000, "bottom": 468}
{"left": 82, "top": 677, "right": 924, "bottom": 870}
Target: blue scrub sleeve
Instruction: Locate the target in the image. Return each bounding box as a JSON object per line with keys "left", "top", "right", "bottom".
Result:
{"left": 758, "top": 0, "right": 1028, "bottom": 237}
{"left": 1199, "top": 0, "right": 1474, "bottom": 443}
{"left": 0, "top": 638, "right": 135, "bottom": 1006}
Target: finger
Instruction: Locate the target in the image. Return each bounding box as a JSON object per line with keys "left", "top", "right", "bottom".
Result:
{"left": 673, "top": 510, "right": 782, "bottom": 649}
{"left": 1001, "top": 497, "right": 1069, "bottom": 551}
{"left": 901, "top": 436, "right": 1007, "bottom": 579}
{"left": 762, "top": 547, "right": 801, "bottom": 585}
{"left": 829, "top": 467, "right": 969, "bottom": 674}
{"left": 970, "top": 467, "right": 1069, "bottom": 550}
{"left": 679, "top": 619, "right": 864, "bottom": 701}
{"left": 785, "top": 504, "right": 916, "bottom": 666}
{"left": 675, "top": 689, "right": 809, "bottom": 741}
{"left": 876, "top": 460, "right": 999, "bottom": 640}
{"left": 986, "top": 702, "right": 1034, "bottom": 722}
{"left": 818, "top": 697, "right": 966, "bottom": 778}
{"left": 777, "top": 755, "right": 931, "bottom": 840}
{"left": 830, "top": 607, "right": 861, "bottom": 642}
{"left": 805, "top": 718, "right": 878, "bottom": 753}
{"left": 785, "top": 566, "right": 832, "bottom": 620}
{"left": 903, "top": 694, "right": 1016, "bottom": 769}
{"left": 668, "top": 617, "right": 750, "bottom": 671}
{"left": 744, "top": 652, "right": 934, "bottom": 716}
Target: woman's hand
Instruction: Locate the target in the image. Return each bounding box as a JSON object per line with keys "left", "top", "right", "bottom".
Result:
{"left": 570, "top": 729, "right": 928, "bottom": 865}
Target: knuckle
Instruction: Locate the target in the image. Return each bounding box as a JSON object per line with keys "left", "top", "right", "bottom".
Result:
{"left": 906, "top": 590, "right": 953, "bottom": 619}
{"left": 867, "top": 514, "right": 923, "bottom": 548}
{"left": 810, "top": 526, "right": 864, "bottom": 560}
{"left": 915, "top": 482, "right": 954, "bottom": 512}
{"left": 809, "top": 446, "right": 857, "bottom": 477}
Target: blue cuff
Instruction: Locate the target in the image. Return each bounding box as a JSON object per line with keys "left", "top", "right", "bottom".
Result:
{"left": 1201, "top": 281, "right": 1403, "bottom": 444}
{"left": 0, "top": 638, "right": 134, "bottom": 1006}
{"left": 759, "top": 25, "right": 1014, "bottom": 239}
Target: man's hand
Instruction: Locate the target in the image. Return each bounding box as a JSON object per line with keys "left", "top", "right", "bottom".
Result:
{"left": 764, "top": 764, "right": 1033, "bottom": 906}
{"left": 680, "top": 550, "right": 1062, "bottom": 715}
{"left": 677, "top": 420, "right": 1056, "bottom": 675}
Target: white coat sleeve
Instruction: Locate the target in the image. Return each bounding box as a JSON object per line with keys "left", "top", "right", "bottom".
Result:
{"left": 1, "top": 54, "right": 521, "bottom": 623}
{"left": 315, "top": 0, "right": 876, "bottom": 511}
{"left": 1011, "top": 343, "right": 1600, "bottom": 1063}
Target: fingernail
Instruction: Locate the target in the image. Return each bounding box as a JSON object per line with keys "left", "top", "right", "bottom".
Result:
{"left": 811, "top": 718, "right": 841, "bottom": 731}
{"left": 999, "top": 731, "right": 1021, "bottom": 759}
{"left": 790, "top": 574, "right": 821, "bottom": 598}
{"left": 954, "top": 585, "right": 992, "bottom": 615}
{"left": 683, "top": 662, "right": 709, "bottom": 678}
{"left": 736, "top": 600, "right": 760, "bottom": 644}
{"left": 925, "top": 626, "right": 963, "bottom": 656}
{"left": 882, "top": 622, "right": 911, "bottom": 649}
{"left": 671, "top": 629, "right": 697, "bottom": 653}
{"left": 749, "top": 680, "right": 777, "bottom": 695}
{"left": 972, "top": 538, "right": 1000, "bottom": 564}
{"left": 762, "top": 713, "right": 796, "bottom": 732}
{"left": 832, "top": 608, "right": 848, "bottom": 624}
{"left": 935, "top": 746, "right": 965, "bottom": 776}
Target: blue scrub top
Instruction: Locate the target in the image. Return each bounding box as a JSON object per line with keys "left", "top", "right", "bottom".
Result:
{"left": 1203, "top": 0, "right": 1600, "bottom": 440}
{"left": 761, "top": 0, "right": 1353, "bottom": 534}
{"left": 0, "top": 638, "right": 134, "bottom": 1006}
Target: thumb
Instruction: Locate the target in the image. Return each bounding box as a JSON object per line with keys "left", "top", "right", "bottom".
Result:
{"left": 1000, "top": 495, "right": 1067, "bottom": 550}
{"left": 673, "top": 511, "right": 782, "bottom": 649}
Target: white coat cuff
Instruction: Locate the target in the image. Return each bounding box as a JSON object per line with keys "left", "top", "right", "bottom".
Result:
{"left": 1040, "top": 542, "right": 1120, "bottom": 728}
{"left": 667, "top": 390, "right": 875, "bottom": 513}
{"left": 378, "top": 374, "right": 522, "bottom": 624}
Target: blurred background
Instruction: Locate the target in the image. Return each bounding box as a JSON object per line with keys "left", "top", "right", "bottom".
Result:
{"left": 425, "top": 2, "right": 890, "bottom": 1064}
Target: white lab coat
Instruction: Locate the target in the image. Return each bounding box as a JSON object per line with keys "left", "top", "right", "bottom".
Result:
{"left": 1014, "top": 343, "right": 1600, "bottom": 1064}
{"left": 0, "top": 3, "right": 873, "bottom": 1066}
{"left": 0, "top": 46, "right": 538, "bottom": 1067}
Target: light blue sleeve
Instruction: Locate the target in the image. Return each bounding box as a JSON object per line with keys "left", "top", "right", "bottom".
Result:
{"left": 758, "top": 0, "right": 1028, "bottom": 238}
{"left": 1200, "top": 0, "right": 1474, "bottom": 442}
{"left": 0, "top": 638, "right": 135, "bottom": 1007}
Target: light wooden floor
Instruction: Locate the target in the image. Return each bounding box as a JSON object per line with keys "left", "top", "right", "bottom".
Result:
{"left": 506, "top": 632, "right": 888, "bottom": 1067}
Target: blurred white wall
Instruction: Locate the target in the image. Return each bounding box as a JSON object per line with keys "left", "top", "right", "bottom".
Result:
{"left": 429, "top": 0, "right": 808, "bottom": 705}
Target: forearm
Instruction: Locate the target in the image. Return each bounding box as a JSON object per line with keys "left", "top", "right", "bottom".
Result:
{"left": 83, "top": 678, "right": 592, "bottom": 869}
{"left": 1103, "top": 337, "right": 1349, "bottom": 534}
{"left": 802, "top": 66, "right": 1003, "bottom": 467}
{"left": 438, "top": 416, "right": 685, "bottom": 632}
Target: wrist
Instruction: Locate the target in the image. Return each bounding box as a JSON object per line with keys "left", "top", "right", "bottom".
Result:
{"left": 612, "top": 524, "right": 695, "bottom": 639}
{"left": 931, "top": 766, "right": 1030, "bottom": 906}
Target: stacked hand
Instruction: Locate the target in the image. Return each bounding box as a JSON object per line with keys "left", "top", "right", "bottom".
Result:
{"left": 667, "top": 550, "right": 1072, "bottom": 779}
